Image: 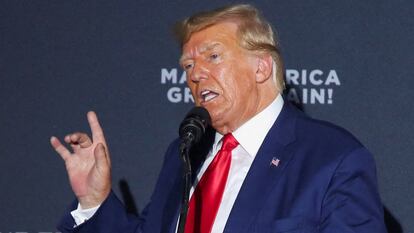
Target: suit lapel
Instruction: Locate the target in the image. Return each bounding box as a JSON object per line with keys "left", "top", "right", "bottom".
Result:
{"left": 224, "top": 102, "right": 299, "bottom": 232}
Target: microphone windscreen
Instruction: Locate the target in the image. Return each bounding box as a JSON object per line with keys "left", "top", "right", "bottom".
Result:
{"left": 185, "top": 106, "right": 211, "bottom": 126}
{"left": 179, "top": 107, "right": 211, "bottom": 145}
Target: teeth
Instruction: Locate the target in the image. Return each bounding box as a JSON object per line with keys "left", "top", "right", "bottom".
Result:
{"left": 205, "top": 94, "right": 217, "bottom": 102}
{"left": 201, "top": 90, "right": 211, "bottom": 96}
{"left": 200, "top": 90, "right": 218, "bottom": 102}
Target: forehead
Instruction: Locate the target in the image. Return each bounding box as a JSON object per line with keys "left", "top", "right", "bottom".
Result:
{"left": 181, "top": 22, "right": 240, "bottom": 59}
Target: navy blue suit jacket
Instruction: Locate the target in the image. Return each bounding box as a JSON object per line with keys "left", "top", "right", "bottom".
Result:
{"left": 58, "top": 102, "right": 387, "bottom": 233}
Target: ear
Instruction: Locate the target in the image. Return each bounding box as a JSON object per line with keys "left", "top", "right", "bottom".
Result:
{"left": 255, "top": 54, "right": 273, "bottom": 83}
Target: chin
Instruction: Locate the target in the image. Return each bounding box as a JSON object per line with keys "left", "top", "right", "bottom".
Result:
{"left": 210, "top": 115, "right": 222, "bottom": 129}
{"left": 210, "top": 115, "right": 230, "bottom": 134}
{"left": 212, "top": 125, "right": 232, "bottom": 135}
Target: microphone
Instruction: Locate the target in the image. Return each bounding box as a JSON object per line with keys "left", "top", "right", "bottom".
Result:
{"left": 179, "top": 106, "right": 211, "bottom": 150}
{"left": 177, "top": 106, "right": 211, "bottom": 233}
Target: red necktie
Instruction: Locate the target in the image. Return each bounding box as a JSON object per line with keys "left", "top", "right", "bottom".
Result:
{"left": 184, "top": 133, "right": 239, "bottom": 233}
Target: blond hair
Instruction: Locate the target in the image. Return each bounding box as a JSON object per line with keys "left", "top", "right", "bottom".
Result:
{"left": 174, "top": 4, "right": 285, "bottom": 91}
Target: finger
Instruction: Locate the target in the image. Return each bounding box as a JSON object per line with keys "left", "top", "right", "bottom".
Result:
{"left": 70, "top": 132, "right": 93, "bottom": 148}
{"left": 100, "top": 142, "right": 111, "bottom": 166}
{"left": 64, "top": 134, "right": 79, "bottom": 153}
{"left": 64, "top": 134, "right": 71, "bottom": 144}
{"left": 50, "top": 136, "right": 71, "bottom": 161}
{"left": 87, "top": 111, "right": 106, "bottom": 143}
{"left": 94, "top": 143, "right": 110, "bottom": 170}
{"left": 69, "top": 143, "right": 80, "bottom": 153}
{"left": 65, "top": 132, "right": 93, "bottom": 147}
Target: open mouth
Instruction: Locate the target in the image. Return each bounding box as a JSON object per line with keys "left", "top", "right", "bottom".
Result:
{"left": 200, "top": 89, "right": 219, "bottom": 103}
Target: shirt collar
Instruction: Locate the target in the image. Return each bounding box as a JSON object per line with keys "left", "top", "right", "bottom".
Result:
{"left": 213, "top": 94, "right": 284, "bottom": 158}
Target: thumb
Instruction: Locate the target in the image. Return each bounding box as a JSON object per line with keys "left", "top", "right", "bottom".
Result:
{"left": 94, "top": 143, "right": 109, "bottom": 170}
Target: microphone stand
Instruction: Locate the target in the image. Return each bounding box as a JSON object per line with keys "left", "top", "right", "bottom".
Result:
{"left": 177, "top": 135, "right": 193, "bottom": 233}
{"left": 177, "top": 107, "right": 210, "bottom": 233}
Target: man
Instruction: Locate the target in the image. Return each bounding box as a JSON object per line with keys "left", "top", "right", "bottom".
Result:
{"left": 51, "top": 4, "right": 387, "bottom": 233}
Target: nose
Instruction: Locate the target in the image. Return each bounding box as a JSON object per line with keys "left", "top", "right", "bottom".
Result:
{"left": 188, "top": 62, "right": 208, "bottom": 83}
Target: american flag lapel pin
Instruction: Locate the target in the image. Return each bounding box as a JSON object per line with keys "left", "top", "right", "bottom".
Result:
{"left": 270, "top": 157, "right": 280, "bottom": 167}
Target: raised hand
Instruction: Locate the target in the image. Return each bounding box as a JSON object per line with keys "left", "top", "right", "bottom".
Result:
{"left": 50, "top": 111, "right": 111, "bottom": 209}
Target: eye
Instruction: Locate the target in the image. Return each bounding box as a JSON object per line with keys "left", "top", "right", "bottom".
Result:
{"left": 210, "top": 53, "right": 219, "bottom": 60}
{"left": 183, "top": 63, "right": 194, "bottom": 70}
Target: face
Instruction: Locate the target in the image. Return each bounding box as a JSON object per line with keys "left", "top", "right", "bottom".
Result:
{"left": 180, "top": 22, "right": 262, "bottom": 134}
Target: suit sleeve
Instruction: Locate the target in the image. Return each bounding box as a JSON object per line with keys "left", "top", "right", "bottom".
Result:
{"left": 57, "top": 191, "right": 146, "bottom": 233}
{"left": 320, "top": 147, "right": 387, "bottom": 233}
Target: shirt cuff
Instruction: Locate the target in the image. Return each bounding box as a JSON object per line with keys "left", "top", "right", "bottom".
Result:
{"left": 70, "top": 203, "right": 100, "bottom": 226}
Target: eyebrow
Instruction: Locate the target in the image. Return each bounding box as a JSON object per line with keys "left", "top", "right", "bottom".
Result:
{"left": 179, "top": 42, "right": 222, "bottom": 64}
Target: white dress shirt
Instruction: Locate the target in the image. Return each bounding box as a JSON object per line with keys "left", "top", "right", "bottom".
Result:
{"left": 72, "top": 94, "right": 284, "bottom": 232}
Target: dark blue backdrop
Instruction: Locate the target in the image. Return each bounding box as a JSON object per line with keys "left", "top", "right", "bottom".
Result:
{"left": 1, "top": 1, "right": 413, "bottom": 232}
